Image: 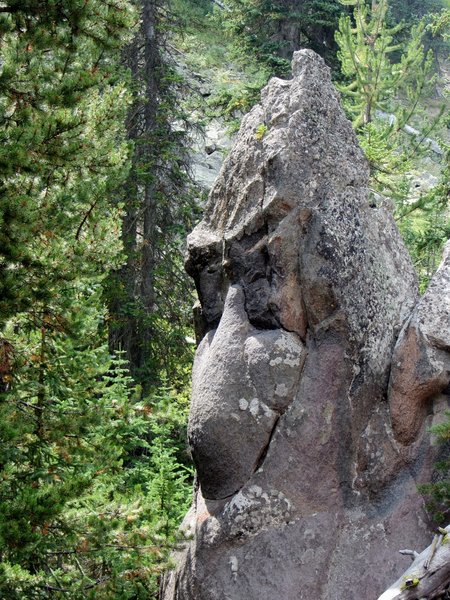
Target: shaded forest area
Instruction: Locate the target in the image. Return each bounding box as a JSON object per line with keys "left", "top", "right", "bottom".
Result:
{"left": 0, "top": 0, "right": 448, "bottom": 597}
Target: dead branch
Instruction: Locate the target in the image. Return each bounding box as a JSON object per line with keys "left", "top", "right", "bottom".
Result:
{"left": 378, "top": 525, "right": 450, "bottom": 600}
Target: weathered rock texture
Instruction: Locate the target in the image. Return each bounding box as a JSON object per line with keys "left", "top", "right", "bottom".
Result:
{"left": 161, "top": 51, "right": 450, "bottom": 600}
{"left": 389, "top": 241, "right": 450, "bottom": 446}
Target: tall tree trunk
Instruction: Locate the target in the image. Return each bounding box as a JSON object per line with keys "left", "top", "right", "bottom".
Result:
{"left": 109, "top": 0, "right": 160, "bottom": 386}
{"left": 141, "top": 0, "right": 158, "bottom": 316}
{"left": 107, "top": 0, "right": 196, "bottom": 389}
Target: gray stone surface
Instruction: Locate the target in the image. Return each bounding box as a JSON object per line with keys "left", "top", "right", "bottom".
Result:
{"left": 161, "top": 50, "right": 446, "bottom": 600}
{"left": 189, "top": 284, "right": 306, "bottom": 498}
{"left": 191, "top": 119, "right": 234, "bottom": 191}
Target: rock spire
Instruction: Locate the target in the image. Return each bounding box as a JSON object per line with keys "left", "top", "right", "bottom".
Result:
{"left": 161, "top": 50, "right": 450, "bottom": 600}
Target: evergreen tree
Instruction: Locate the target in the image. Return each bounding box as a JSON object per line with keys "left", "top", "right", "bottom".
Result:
{"left": 0, "top": 1, "right": 196, "bottom": 594}
{"left": 0, "top": 2, "right": 191, "bottom": 596}
{"left": 389, "top": 0, "right": 445, "bottom": 28}
{"left": 431, "top": 7, "right": 450, "bottom": 38}
{"left": 335, "top": 0, "right": 441, "bottom": 197}
{"left": 336, "top": 0, "right": 448, "bottom": 283}
{"left": 221, "top": 0, "right": 344, "bottom": 76}
{"left": 336, "top": 0, "right": 433, "bottom": 128}
{"left": 107, "top": 0, "right": 199, "bottom": 390}
{"left": 0, "top": 329, "right": 192, "bottom": 596}
{"left": 0, "top": 0, "right": 134, "bottom": 325}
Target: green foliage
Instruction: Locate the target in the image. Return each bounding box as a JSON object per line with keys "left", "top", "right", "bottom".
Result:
{"left": 0, "top": 1, "right": 194, "bottom": 597}
{"left": 430, "top": 7, "right": 450, "bottom": 39}
{"left": 427, "top": 6, "right": 450, "bottom": 58}
{"left": 0, "top": 0, "right": 135, "bottom": 326}
{"left": 388, "top": 0, "right": 447, "bottom": 35}
{"left": 170, "top": 0, "right": 268, "bottom": 136}
{"left": 107, "top": 0, "right": 200, "bottom": 390}
{"left": 207, "top": 77, "right": 268, "bottom": 132}
{"left": 400, "top": 577, "right": 420, "bottom": 590}
{"left": 336, "top": 0, "right": 449, "bottom": 288}
{"left": 397, "top": 151, "right": 450, "bottom": 290}
{"left": 173, "top": 0, "right": 228, "bottom": 71}
{"left": 336, "top": 0, "right": 433, "bottom": 130}
{"left": 420, "top": 412, "right": 450, "bottom": 524}
{"left": 0, "top": 327, "right": 193, "bottom": 596}
{"left": 388, "top": 0, "right": 449, "bottom": 62}
{"left": 2, "top": 0, "right": 444, "bottom": 595}
{"left": 389, "top": 0, "right": 446, "bottom": 29}
{"left": 221, "top": 0, "right": 343, "bottom": 76}
{"left": 416, "top": 2, "right": 450, "bottom": 527}
{"left": 255, "top": 123, "right": 269, "bottom": 139}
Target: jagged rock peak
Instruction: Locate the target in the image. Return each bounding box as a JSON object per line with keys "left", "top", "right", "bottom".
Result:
{"left": 162, "top": 50, "right": 439, "bottom": 600}
{"left": 188, "top": 49, "right": 368, "bottom": 244}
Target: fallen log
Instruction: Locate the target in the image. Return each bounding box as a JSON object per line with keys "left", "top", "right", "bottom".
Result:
{"left": 378, "top": 525, "right": 450, "bottom": 600}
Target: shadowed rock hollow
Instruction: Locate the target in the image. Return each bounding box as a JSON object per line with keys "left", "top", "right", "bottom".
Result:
{"left": 161, "top": 50, "right": 450, "bottom": 600}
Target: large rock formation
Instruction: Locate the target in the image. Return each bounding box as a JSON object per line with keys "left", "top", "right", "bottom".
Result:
{"left": 161, "top": 51, "right": 450, "bottom": 600}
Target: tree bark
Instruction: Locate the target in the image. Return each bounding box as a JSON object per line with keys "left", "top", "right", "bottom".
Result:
{"left": 141, "top": 0, "right": 158, "bottom": 316}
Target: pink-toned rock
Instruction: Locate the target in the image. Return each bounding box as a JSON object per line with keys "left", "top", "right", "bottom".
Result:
{"left": 389, "top": 241, "right": 450, "bottom": 445}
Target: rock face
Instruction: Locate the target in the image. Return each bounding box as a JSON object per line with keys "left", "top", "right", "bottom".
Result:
{"left": 389, "top": 241, "right": 450, "bottom": 446}
{"left": 161, "top": 51, "right": 449, "bottom": 600}
{"left": 191, "top": 119, "right": 233, "bottom": 192}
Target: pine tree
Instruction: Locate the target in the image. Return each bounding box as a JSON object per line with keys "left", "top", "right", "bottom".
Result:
{"left": 0, "top": 0, "right": 134, "bottom": 325}
{"left": 335, "top": 0, "right": 439, "bottom": 197}
{"left": 389, "top": 0, "right": 445, "bottom": 28}
{"left": 0, "top": 328, "right": 192, "bottom": 596}
{"left": 221, "top": 0, "right": 344, "bottom": 76}
{"left": 336, "top": 0, "right": 448, "bottom": 286}
{"left": 336, "top": 0, "right": 433, "bottom": 128}
{"left": 107, "top": 0, "right": 199, "bottom": 390}
{"left": 0, "top": 1, "right": 187, "bottom": 595}
{"left": 0, "top": 2, "right": 197, "bottom": 593}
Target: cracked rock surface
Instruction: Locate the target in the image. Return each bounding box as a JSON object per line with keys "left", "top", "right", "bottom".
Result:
{"left": 161, "top": 50, "right": 448, "bottom": 600}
